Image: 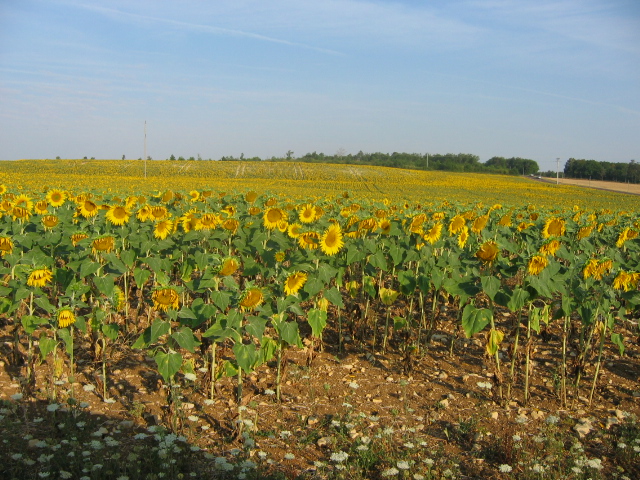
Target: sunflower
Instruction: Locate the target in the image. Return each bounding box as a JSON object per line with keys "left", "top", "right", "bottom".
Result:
{"left": 432, "top": 212, "right": 446, "bottom": 221}
{"left": 576, "top": 225, "right": 594, "bottom": 240}
{"left": 284, "top": 272, "right": 307, "bottom": 296}
{"left": 154, "top": 219, "right": 174, "bottom": 240}
{"left": 222, "top": 218, "right": 239, "bottom": 234}
{"left": 358, "top": 218, "right": 378, "bottom": 232}
{"left": 379, "top": 219, "right": 392, "bottom": 234}
{"left": 92, "top": 236, "right": 115, "bottom": 254}
{"left": 27, "top": 267, "right": 53, "bottom": 288}
{"left": 189, "top": 190, "right": 200, "bottom": 202}
{"left": 612, "top": 270, "right": 640, "bottom": 292}
{"left": 457, "top": 226, "right": 469, "bottom": 248}
{"left": 275, "top": 251, "right": 286, "bottom": 263}
{"left": 277, "top": 220, "right": 289, "bottom": 233}
{"left": 265, "top": 197, "right": 277, "bottom": 207}
{"left": 179, "top": 209, "right": 199, "bottom": 232}
{"left": 583, "top": 258, "right": 599, "bottom": 280}
{"left": 219, "top": 258, "right": 240, "bottom": 276}
{"left": 34, "top": 200, "right": 48, "bottom": 215}
{"left": 57, "top": 308, "right": 76, "bottom": 328}
{"left": 13, "top": 194, "right": 33, "bottom": 212}
{"left": 0, "top": 236, "right": 13, "bottom": 256}
{"left": 150, "top": 206, "right": 168, "bottom": 221}
{"left": 245, "top": 191, "right": 258, "bottom": 203}
{"left": 542, "top": 217, "right": 566, "bottom": 238}
{"left": 583, "top": 258, "right": 612, "bottom": 280}
{"left": 379, "top": 287, "right": 399, "bottom": 306}
{"left": 410, "top": 214, "right": 426, "bottom": 234}
{"left": 0, "top": 185, "right": 6, "bottom": 195}
{"left": 112, "top": 286, "right": 126, "bottom": 311}
{"left": 298, "top": 231, "right": 320, "bottom": 250}
{"left": 448, "top": 215, "right": 466, "bottom": 235}
{"left": 248, "top": 206, "right": 261, "bottom": 216}
{"left": 136, "top": 205, "right": 151, "bottom": 222}
{"left": 42, "top": 215, "right": 59, "bottom": 230}
{"left": 517, "top": 222, "right": 534, "bottom": 232}
{"left": 239, "top": 287, "right": 264, "bottom": 311}
{"left": 71, "top": 232, "right": 89, "bottom": 247}
{"left": 198, "top": 213, "right": 219, "bottom": 230}
{"left": 11, "top": 206, "right": 31, "bottom": 222}
{"left": 298, "top": 204, "right": 317, "bottom": 223}
{"left": 314, "top": 206, "right": 324, "bottom": 220}
{"left": 471, "top": 215, "right": 489, "bottom": 234}
{"left": 539, "top": 239, "right": 561, "bottom": 256}
{"left": 423, "top": 223, "right": 443, "bottom": 245}
{"left": 528, "top": 255, "right": 548, "bottom": 276}
{"left": 476, "top": 241, "right": 499, "bottom": 264}
{"left": 283, "top": 223, "right": 300, "bottom": 238}
{"left": 152, "top": 287, "right": 180, "bottom": 311}
{"left": 320, "top": 224, "right": 344, "bottom": 255}
{"left": 77, "top": 199, "right": 99, "bottom": 219}
{"left": 221, "top": 205, "right": 236, "bottom": 217}
{"left": 498, "top": 214, "right": 512, "bottom": 227}
{"left": 263, "top": 208, "right": 286, "bottom": 230}
{"left": 106, "top": 205, "right": 131, "bottom": 226}
{"left": 616, "top": 227, "right": 637, "bottom": 248}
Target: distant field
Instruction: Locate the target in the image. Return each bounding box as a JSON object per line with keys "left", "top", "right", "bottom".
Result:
{"left": 1, "top": 159, "right": 640, "bottom": 210}
{"left": 552, "top": 177, "right": 640, "bottom": 196}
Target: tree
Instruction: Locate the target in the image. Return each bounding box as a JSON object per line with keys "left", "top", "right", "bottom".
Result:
{"left": 169, "top": 154, "right": 176, "bottom": 161}
{"left": 122, "top": 155, "right": 125, "bottom": 160}
{"left": 286, "top": 150, "right": 294, "bottom": 160}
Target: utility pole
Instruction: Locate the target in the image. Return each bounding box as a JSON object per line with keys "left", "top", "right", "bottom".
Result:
{"left": 556, "top": 157, "right": 560, "bottom": 185}
{"left": 144, "top": 121, "right": 147, "bottom": 179}
{"left": 426, "top": 152, "right": 429, "bottom": 169}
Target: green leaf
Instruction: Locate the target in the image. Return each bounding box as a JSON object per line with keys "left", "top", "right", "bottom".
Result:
{"left": 245, "top": 315, "right": 268, "bottom": 340}
{"left": 397, "top": 270, "right": 417, "bottom": 296}
{"left": 210, "top": 290, "right": 232, "bottom": 311}
{"left": 480, "top": 275, "right": 501, "bottom": 301}
{"left": 223, "top": 360, "right": 238, "bottom": 377}
{"left": 155, "top": 351, "right": 182, "bottom": 383}
{"left": 610, "top": 333, "right": 625, "bottom": 356}
{"left": 80, "top": 261, "right": 101, "bottom": 279}
{"left": 307, "top": 308, "right": 327, "bottom": 337}
{"left": 260, "top": 336, "right": 278, "bottom": 363}
{"left": 461, "top": 304, "right": 492, "bottom": 338}
{"left": 368, "top": 249, "right": 388, "bottom": 271}
{"left": 389, "top": 242, "right": 404, "bottom": 266}
{"left": 233, "top": 343, "right": 258, "bottom": 373}
{"left": 324, "top": 286, "right": 344, "bottom": 308}
{"left": 93, "top": 275, "right": 115, "bottom": 297}
{"left": 38, "top": 335, "right": 57, "bottom": 360}
{"left": 274, "top": 319, "right": 303, "bottom": 347}
{"left": 133, "top": 267, "right": 151, "bottom": 288}
{"left": 121, "top": 249, "right": 136, "bottom": 268}
{"left": 507, "top": 287, "right": 529, "bottom": 313}
{"left": 101, "top": 323, "right": 119, "bottom": 341}
{"left": 363, "top": 275, "right": 377, "bottom": 297}
{"left": 171, "top": 327, "right": 200, "bottom": 353}
{"left": 393, "top": 316, "right": 407, "bottom": 331}
{"left": 34, "top": 297, "right": 56, "bottom": 315}
{"left": 346, "top": 244, "right": 366, "bottom": 265}
{"left": 303, "top": 275, "right": 325, "bottom": 297}
{"left": 132, "top": 319, "right": 171, "bottom": 349}
{"left": 21, "top": 315, "right": 46, "bottom": 335}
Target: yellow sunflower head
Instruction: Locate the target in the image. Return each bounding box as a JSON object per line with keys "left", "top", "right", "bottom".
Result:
{"left": 0, "top": 236, "right": 14, "bottom": 256}
{"left": 542, "top": 217, "right": 566, "bottom": 238}
{"left": 448, "top": 214, "right": 466, "bottom": 235}
{"left": 27, "top": 267, "right": 53, "bottom": 288}
{"left": 457, "top": 226, "right": 469, "bottom": 248}
{"left": 471, "top": 215, "right": 489, "bottom": 234}
{"left": 71, "top": 232, "right": 89, "bottom": 247}
{"left": 263, "top": 208, "right": 286, "bottom": 230}
{"left": 423, "top": 223, "right": 443, "bottom": 245}
{"left": 320, "top": 224, "right": 344, "bottom": 256}
{"left": 92, "top": 235, "right": 115, "bottom": 254}
{"left": 222, "top": 218, "right": 240, "bottom": 234}
{"left": 57, "top": 308, "right": 76, "bottom": 328}
{"left": 528, "top": 255, "right": 549, "bottom": 276}
{"left": 106, "top": 205, "right": 131, "bottom": 226}
{"left": 298, "top": 231, "right": 320, "bottom": 250}
{"left": 154, "top": 219, "right": 174, "bottom": 240}
{"left": 218, "top": 257, "right": 240, "bottom": 276}
{"left": 11, "top": 206, "right": 31, "bottom": 222}
{"left": 152, "top": 287, "right": 180, "bottom": 311}
{"left": 34, "top": 200, "right": 49, "bottom": 215}
{"left": 239, "top": 287, "right": 264, "bottom": 311}
{"left": 42, "top": 214, "right": 59, "bottom": 230}
{"left": 245, "top": 191, "right": 258, "bottom": 203}
{"left": 284, "top": 272, "right": 307, "bottom": 296}
{"left": 137, "top": 205, "right": 151, "bottom": 222}
{"left": 476, "top": 241, "right": 499, "bottom": 265}
{"left": 14, "top": 194, "right": 34, "bottom": 212}
{"left": 298, "top": 204, "right": 317, "bottom": 224}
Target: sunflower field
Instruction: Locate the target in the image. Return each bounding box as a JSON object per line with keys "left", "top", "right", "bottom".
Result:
{"left": 1, "top": 159, "right": 640, "bottom": 478}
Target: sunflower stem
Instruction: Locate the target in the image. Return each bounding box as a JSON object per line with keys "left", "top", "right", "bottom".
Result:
{"left": 589, "top": 315, "right": 608, "bottom": 405}
{"left": 209, "top": 342, "right": 217, "bottom": 401}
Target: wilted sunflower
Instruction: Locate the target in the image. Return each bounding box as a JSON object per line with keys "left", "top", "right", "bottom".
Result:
{"left": 154, "top": 219, "right": 174, "bottom": 240}
{"left": 284, "top": 272, "right": 307, "bottom": 296}
{"left": 41, "top": 215, "right": 59, "bottom": 230}
{"left": 320, "top": 224, "right": 344, "bottom": 255}
{"left": 71, "top": 232, "right": 89, "bottom": 247}
{"left": 92, "top": 236, "right": 115, "bottom": 254}
{"left": 105, "top": 205, "right": 130, "bottom": 226}
{"left": 0, "top": 236, "right": 13, "bottom": 256}
{"left": 150, "top": 206, "right": 168, "bottom": 221}
{"left": 528, "top": 255, "right": 548, "bottom": 275}
{"left": 239, "top": 287, "right": 264, "bottom": 311}
{"left": 298, "top": 231, "right": 320, "bottom": 250}
{"left": 471, "top": 215, "right": 489, "bottom": 234}
{"left": 34, "top": 200, "right": 48, "bottom": 215}
{"left": 359, "top": 218, "right": 378, "bottom": 232}
{"left": 263, "top": 208, "right": 286, "bottom": 230}
{"left": 198, "top": 213, "right": 219, "bottom": 230}
{"left": 27, "top": 267, "right": 53, "bottom": 288}
{"left": 616, "top": 227, "right": 638, "bottom": 248}
{"left": 410, "top": 214, "right": 426, "bottom": 234}
{"left": 152, "top": 287, "right": 180, "bottom": 311}
{"left": 476, "top": 241, "right": 499, "bottom": 264}
{"left": 498, "top": 214, "right": 512, "bottom": 227}
{"left": 423, "top": 223, "right": 443, "bottom": 245}
{"left": 379, "top": 287, "right": 399, "bottom": 306}
{"left": 57, "top": 308, "right": 76, "bottom": 328}
{"left": 11, "top": 206, "right": 31, "bottom": 222}
{"left": 78, "top": 200, "right": 99, "bottom": 218}
{"left": 448, "top": 214, "right": 466, "bottom": 235}
{"left": 583, "top": 258, "right": 612, "bottom": 280}
{"left": 457, "top": 226, "right": 469, "bottom": 248}
{"left": 248, "top": 206, "right": 262, "bottom": 216}
{"left": 298, "top": 204, "right": 317, "bottom": 223}
{"left": 219, "top": 258, "right": 240, "bottom": 276}
{"left": 576, "top": 225, "right": 594, "bottom": 240}
{"left": 265, "top": 197, "right": 277, "bottom": 207}
{"left": 189, "top": 190, "right": 200, "bottom": 202}
{"left": 222, "top": 218, "right": 240, "bottom": 234}
{"left": 542, "top": 217, "right": 566, "bottom": 238}
{"left": 539, "top": 239, "right": 561, "bottom": 256}
{"left": 612, "top": 270, "right": 640, "bottom": 291}
{"left": 583, "top": 258, "right": 599, "bottom": 280}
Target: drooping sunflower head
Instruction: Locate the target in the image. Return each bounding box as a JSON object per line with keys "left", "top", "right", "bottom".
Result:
{"left": 11, "top": 206, "right": 31, "bottom": 222}
{"left": 179, "top": 210, "right": 199, "bottom": 233}
{"left": 476, "top": 241, "right": 499, "bottom": 265}
{"left": 198, "top": 213, "right": 220, "bottom": 231}
{"left": 161, "top": 190, "right": 174, "bottom": 203}
{"left": 239, "top": 287, "right": 264, "bottom": 311}
{"left": 245, "top": 191, "right": 258, "bottom": 203}
{"left": 542, "top": 217, "right": 566, "bottom": 238}
{"left": 152, "top": 287, "right": 180, "bottom": 311}
{"left": 358, "top": 218, "right": 378, "bottom": 232}
{"left": 34, "top": 200, "right": 49, "bottom": 215}
{"left": 222, "top": 218, "right": 240, "bottom": 234}
{"left": 218, "top": 257, "right": 240, "bottom": 277}
{"left": 78, "top": 199, "right": 99, "bottom": 219}
{"left": 263, "top": 208, "right": 286, "bottom": 230}
{"left": 379, "top": 218, "right": 392, "bottom": 235}
{"left": 150, "top": 206, "right": 168, "bottom": 221}
{"left": 471, "top": 215, "right": 489, "bottom": 234}
{"left": 42, "top": 215, "right": 59, "bottom": 230}
{"left": 221, "top": 205, "right": 236, "bottom": 217}
{"left": 613, "top": 270, "right": 640, "bottom": 292}
{"left": 27, "top": 267, "right": 53, "bottom": 288}
{"left": 320, "top": 224, "right": 344, "bottom": 256}
{"left": 277, "top": 220, "right": 289, "bottom": 233}
{"left": 448, "top": 214, "right": 466, "bottom": 236}
{"left": 57, "top": 308, "right": 76, "bottom": 328}
{"left": 137, "top": 205, "right": 151, "bottom": 222}
{"left": 528, "top": 255, "right": 549, "bottom": 276}
{"left": 284, "top": 272, "right": 307, "bottom": 296}
{"left": 577, "top": 225, "right": 594, "bottom": 240}
{"left": 298, "top": 204, "right": 317, "bottom": 224}
{"left": 106, "top": 205, "right": 131, "bottom": 226}
{"left": 92, "top": 235, "right": 115, "bottom": 254}
{"left": 0, "top": 236, "right": 14, "bottom": 256}
{"left": 539, "top": 239, "right": 561, "bottom": 256}
{"left": 248, "top": 206, "right": 261, "bottom": 216}
{"left": 298, "top": 231, "right": 320, "bottom": 250}
{"left": 71, "top": 232, "right": 89, "bottom": 247}
{"left": 498, "top": 214, "right": 512, "bottom": 227}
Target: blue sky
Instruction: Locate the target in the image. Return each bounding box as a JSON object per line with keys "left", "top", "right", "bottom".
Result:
{"left": 1, "top": 0, "right": 639, "bottom": 171}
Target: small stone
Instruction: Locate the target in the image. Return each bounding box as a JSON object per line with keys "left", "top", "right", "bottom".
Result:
{"left": 490, "top": 412, "right": 499, "bottom": 420}
{"left": 119, "top": 420, "right": 134, "bottom": 429}
{"left": 574, "top": 418, "right": 593, "bottom": 438}
{"left": 605, "top": 417, "right": 620, "bottom": 430}
{"left": 317, "top": 436, "right": 334, "bottom": 447}
{"left": 531, "top": 410, "right": 544, "bottom": 420}
{"left": 183, "top": 403, "right": 195, "bottom": 410}
{"left": 307, "top": 416, "right": 319, "bottom": 426}
{"left": 386, "top": 376, "right": 394, "bottom": 382}
{"left": 438, "top": 399, "right": 449, "bottom": 409}
{"left": 438, "top": 371, "right": 448, "bottom": 380}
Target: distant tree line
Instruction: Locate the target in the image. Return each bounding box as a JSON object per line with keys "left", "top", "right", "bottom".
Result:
{"left": 564, "top": 158, "right": 640, "bottom": 183}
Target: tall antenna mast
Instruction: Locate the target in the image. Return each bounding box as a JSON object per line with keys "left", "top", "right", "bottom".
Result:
{"left": 144, "top": 120, "right": 147, "bottom": 178}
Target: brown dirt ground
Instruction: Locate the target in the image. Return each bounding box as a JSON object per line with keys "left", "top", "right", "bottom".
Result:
{"left": 531, "top": 177, "right": 640, "bottom": 196}
{"left": 2, "top": 300, "right": 640, "bottom": 478}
